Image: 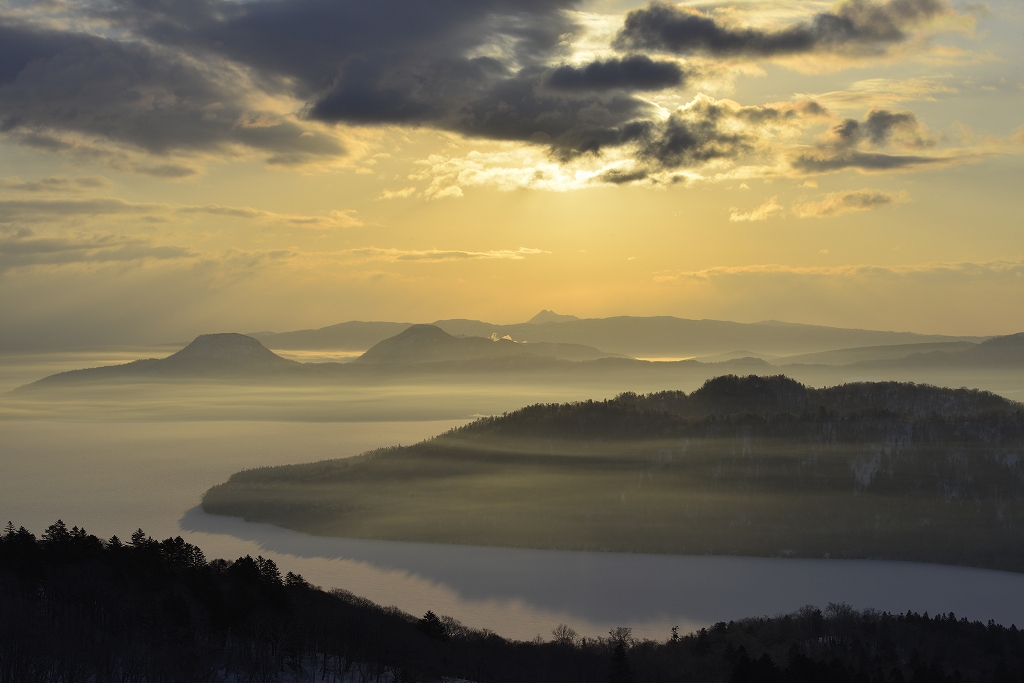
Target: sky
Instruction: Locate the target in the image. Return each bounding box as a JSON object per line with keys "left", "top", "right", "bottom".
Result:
{"left": 0, "top": 0, "right": 1022, "bottom": 350}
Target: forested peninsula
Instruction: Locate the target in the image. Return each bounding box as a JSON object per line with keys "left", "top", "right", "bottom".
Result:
{"left": 202, "top": 375, "right": 1024, "bottom": 571}
{"left": 4, "top": 520, "right": 1024, "bottom": 683}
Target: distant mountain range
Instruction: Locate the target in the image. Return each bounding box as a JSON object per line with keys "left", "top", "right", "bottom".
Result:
{"left": 16, "top": 325, "right": 627, "bottom": 389}
{"left": 431, "top": 316, "right": 987, "bottom": 358}
{"left": 14, "top": 324, "right": 1024, "bottom": 392}
{"left": 251, "top": 311, "right": 987, "bottom": 358}
{"left": 850, "top": 333, "right": 1024, "bottom": 369}
{"left": 525, "top": 309, "right": 579, "bottom": 324}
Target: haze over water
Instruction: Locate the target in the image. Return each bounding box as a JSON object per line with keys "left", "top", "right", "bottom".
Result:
{"left": 5, "top": 417, "right": 1024, "bottom": 642}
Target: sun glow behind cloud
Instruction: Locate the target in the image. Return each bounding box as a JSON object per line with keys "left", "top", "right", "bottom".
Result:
{"left": 0, "top": 0, "right": 1020, "bottom": 347}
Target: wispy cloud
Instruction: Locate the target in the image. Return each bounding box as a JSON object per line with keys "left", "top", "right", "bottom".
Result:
{"left": 802, "top": 77, "right": 959, "bottom": 110}
{"left": 654, "top": 258, "right": 1024, "bottom": 283}
{"left": 0, "top": 198, "right": 162, "bottom": 223}
{"left": 178, "top": 205, "right": 362, "bottom": 229}
{"left": 730, "top": 196, "right": 783, "bottom": 221}
{"left": 0, "top": 198, "right": 361, "bottom": 229}
{"left": 339, "top": 247, "right": 549, "bottom": 263}
{"left": 793, "top": 189, "right": 909, "bottom": 217}
{"left": 0, "top": 177, "right": 111, "bottom": 193}
{"left": 377, "top": 187, "right": 417, "bottom": 200}
{"left": 0, "top": 229, "right": 195, "bottom": 274}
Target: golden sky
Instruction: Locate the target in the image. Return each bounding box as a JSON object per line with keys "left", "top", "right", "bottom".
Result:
{"left": 1, "top": 0, "right": 1022, "bottom": 349}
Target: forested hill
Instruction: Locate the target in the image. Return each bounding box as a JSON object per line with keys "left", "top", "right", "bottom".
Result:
{"left": 445, "top": 375, "right": 1021, "bottom": 442}
{"left": 5, "top": 520, "right": 1024, "bottom": 683}
{"left": 203, "top": 376, "right": 1024, "bottom": 570}
{"left": 627, "top": 375, "right": 1017, "bottom": 417}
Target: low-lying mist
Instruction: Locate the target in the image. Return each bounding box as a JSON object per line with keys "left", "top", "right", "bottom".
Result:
{"left": 5, "top": 349, "right": 1024, "bottom": 422}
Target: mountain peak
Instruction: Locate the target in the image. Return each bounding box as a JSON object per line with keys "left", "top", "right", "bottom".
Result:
{"left": 165, "top": 333, "right": 291, "bottom": 366}
{"left": 17, "top": 333, "right": 297, "bottom": 389}
{"left": 526, "top": 310, "right": 579, "bottom": 324}
{"left": 355, "top": 324, "right": 615, "bottom": 364}
{"left": 354, "top": 325, "right": 460, "bottom": 363}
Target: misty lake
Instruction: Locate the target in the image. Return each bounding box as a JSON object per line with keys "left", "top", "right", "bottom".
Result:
{"left": 4, "top": 419, "right": 1024, "bottom": 642}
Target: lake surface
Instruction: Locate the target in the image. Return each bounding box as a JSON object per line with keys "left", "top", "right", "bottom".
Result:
{"left": 4, "top": 420, "right": 1024, "bottom": 642}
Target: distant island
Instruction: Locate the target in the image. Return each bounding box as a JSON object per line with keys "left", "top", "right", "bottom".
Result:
{"left": 14, "top": 325, "right": 629, "bottom": 390}
{"left": 15, "top": 323, "right": 1024, "bottom": 392}
{"left": 203, "top": 375, "right": 1024, "bottom": 572}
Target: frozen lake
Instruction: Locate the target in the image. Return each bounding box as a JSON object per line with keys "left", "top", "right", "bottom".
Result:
{"left": 3, "top": 420, "right": 1024, "bottom": 642}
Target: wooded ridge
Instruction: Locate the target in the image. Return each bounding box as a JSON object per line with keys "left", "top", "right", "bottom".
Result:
{"left": 4, "top": 520, "right": 1024, "bottom": 683}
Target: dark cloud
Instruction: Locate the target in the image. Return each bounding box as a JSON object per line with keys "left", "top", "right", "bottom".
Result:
{"left": 451, "top": 73, "right": 655, "bottom": 159}
{"left": 599, "top": 168, "right": 649, "bottom": 184}
{"left": 791, "top": 150, "right": 942, "bottom": 172}
{"left": 0, "top": 228, "right": 194, "bottom": 273}
{"left": 0, "top": 22, "right": 344, "bottom": 163}
{"left": 104, "top": 0, "right": 578, "bottom": 96}
{"left": 0, "top": 0, "right": 947, "bottom": 177}
{"left": 638, "top": 113, "right": 752, "bottom": 168}
{"left": 614, "top": 0, "right": 949, "bottom": 57}
{"left": 1, "top": 0, "right": 687, "bottom": 164}
{"left": 826, "top": 110, "right": 930, "bottom": 148}
{"left": 545, "top": 56, "right": 685, "bottom": 91}
{"left": 839, "top": 189, "right": 898, "bottom": 208}
{"left": 633, "top": 97, "right": 824, "bottom": 170}
{"left": 97, "top": 0, "right": 690, "bottom": 160}
{"left": 105, "top": 0, "right": 582, "bottom": 125}
{"left": 792, "top": 108, "right": 944, "bottom": 172}
{"left": 864, "top": 109, "right": 933, "bottom": 147}
{"left": 136, "top": 164, "right": 198, "bottom": 178}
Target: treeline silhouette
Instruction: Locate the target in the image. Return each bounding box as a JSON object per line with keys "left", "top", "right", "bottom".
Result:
{"left": 4, "top": 521, "right": 1024, "bottom": 683}
{"left": 447, "top": 376, "right": 1023, "bottom": 443}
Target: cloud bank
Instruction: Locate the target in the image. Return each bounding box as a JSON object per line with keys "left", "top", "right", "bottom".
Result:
{"left": 0, "top": 0, "right": 975, "bottom": 180}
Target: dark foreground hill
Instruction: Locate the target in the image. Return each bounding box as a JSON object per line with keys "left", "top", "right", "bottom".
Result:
{"left": 204, "top": 375, "right": 1024, "bottom": 571}
{"left": 4, "top": 520, "right": 1024, "bottom": 683}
